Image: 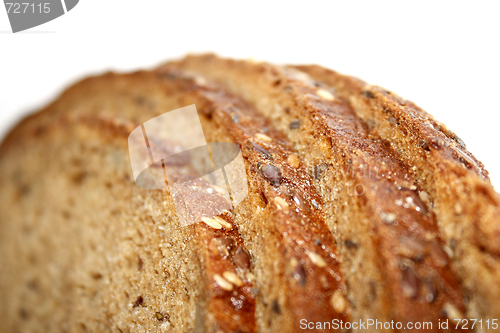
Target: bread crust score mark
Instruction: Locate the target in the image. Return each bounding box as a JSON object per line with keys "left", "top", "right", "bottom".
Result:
{"left": 87, "top": 113, "right": 259, "bottom": 333}
{"left": 154, "top": 68, "right": 350, "bottom": 332}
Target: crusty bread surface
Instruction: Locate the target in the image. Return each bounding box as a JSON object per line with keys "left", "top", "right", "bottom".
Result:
{"left": 1, "top": 55, "right": 499, "bottom": 332}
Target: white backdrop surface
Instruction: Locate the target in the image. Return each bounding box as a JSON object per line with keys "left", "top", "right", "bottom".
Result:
{"left": 1, "top": 1, "right": 499, "bottom": 188}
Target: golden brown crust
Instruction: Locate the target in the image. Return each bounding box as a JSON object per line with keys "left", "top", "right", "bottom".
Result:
{"left": 1, "top": 54, "right": 498, "bottom": 332}
{"left": 293, "top": 64, "right": 488, "bottom": 179}
{"left": 161, "top": 54, "right": 472, "bottom": 331}
{"left": 294, "top": 64, "right": 500, "bottom": 323}
{"left": 195, "top": 214, "right": 256, "bottom": 333}
{"left": 158, "top": 150, "right": 257, "bottom": 332}
{"left": 155, "top": 68, "right": 350, "bottom": 331}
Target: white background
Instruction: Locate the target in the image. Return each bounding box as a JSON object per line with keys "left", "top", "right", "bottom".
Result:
{"left": 1, "top": 1, "right": 499, "bottom": 189}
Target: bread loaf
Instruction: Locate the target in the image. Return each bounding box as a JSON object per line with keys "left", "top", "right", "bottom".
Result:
{"left": 0, "top": 55, "right": 498, "bottom": 332}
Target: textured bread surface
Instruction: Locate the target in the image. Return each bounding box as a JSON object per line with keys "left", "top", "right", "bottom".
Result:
{"left": 0, "top": 55, "right": 499, "bottom": 332}
{"left": 292, "top": 64, "right": 500, "bottom": 321}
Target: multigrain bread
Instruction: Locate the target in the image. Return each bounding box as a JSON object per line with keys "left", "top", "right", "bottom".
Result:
{"left": 163, "top": 54, "right": 500, "bottom": 330}
{"left": 292, "top": 64, "right": 500, "bottom": 322}
{"left": 0, "top": 72, "right": 257, "bottom": 333}
{"left": 0, "top": 55, "right": 498, "bottom": 332}
{"left": 0, "top": 67, "right": 347, "bottom": 333}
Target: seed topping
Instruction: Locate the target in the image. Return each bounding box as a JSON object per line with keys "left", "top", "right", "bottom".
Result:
{"left": 287, "top": 154, "right": 300, "bottom": 168}
{"left": 289, "top": 119, "right": 301, "bottom": 129}
{"left": 317, "top": 89, "right": 335, "bottom": 101}
{"left": 331, "top": 290, "right": 347, "bottom": 313}
{"left": 201, "top": 217, "right": 222, "bottom": 229}
{"left": 255, "top": 133, "right": 272, "bottom": 142}
{"left": 233, "top": 246, "right": 251, "bottom": 270}
{"left": 274, "top": 197, "right": 289, "bottom": 212}
{"left": 194, "top": 76, "right": 207, "bottom": 86}
{"left": 223, "top": 271, "right": 244, "bottom": 287}
{"left": 246, "top": 272, "right": 255, "bottom": 282}
{"left": 214, "top": 274, "right": 233, "bottom": 291}
{"left": 213, "top": 216, "right": 233, "bottom": 230}
{"left": 251, "top": 142, "right": 272, "bottom": 158}
{"left": 442, "top": 302, "right": 463, "bottom": 321}
{"left": 306, "top": 250, "right": 327, "bottom": 267}
{"left": 261, "top": 165, "right": 281, "bottom": 187}
{"left": 380, "top": 212, "right": 396, "bottom": 223}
